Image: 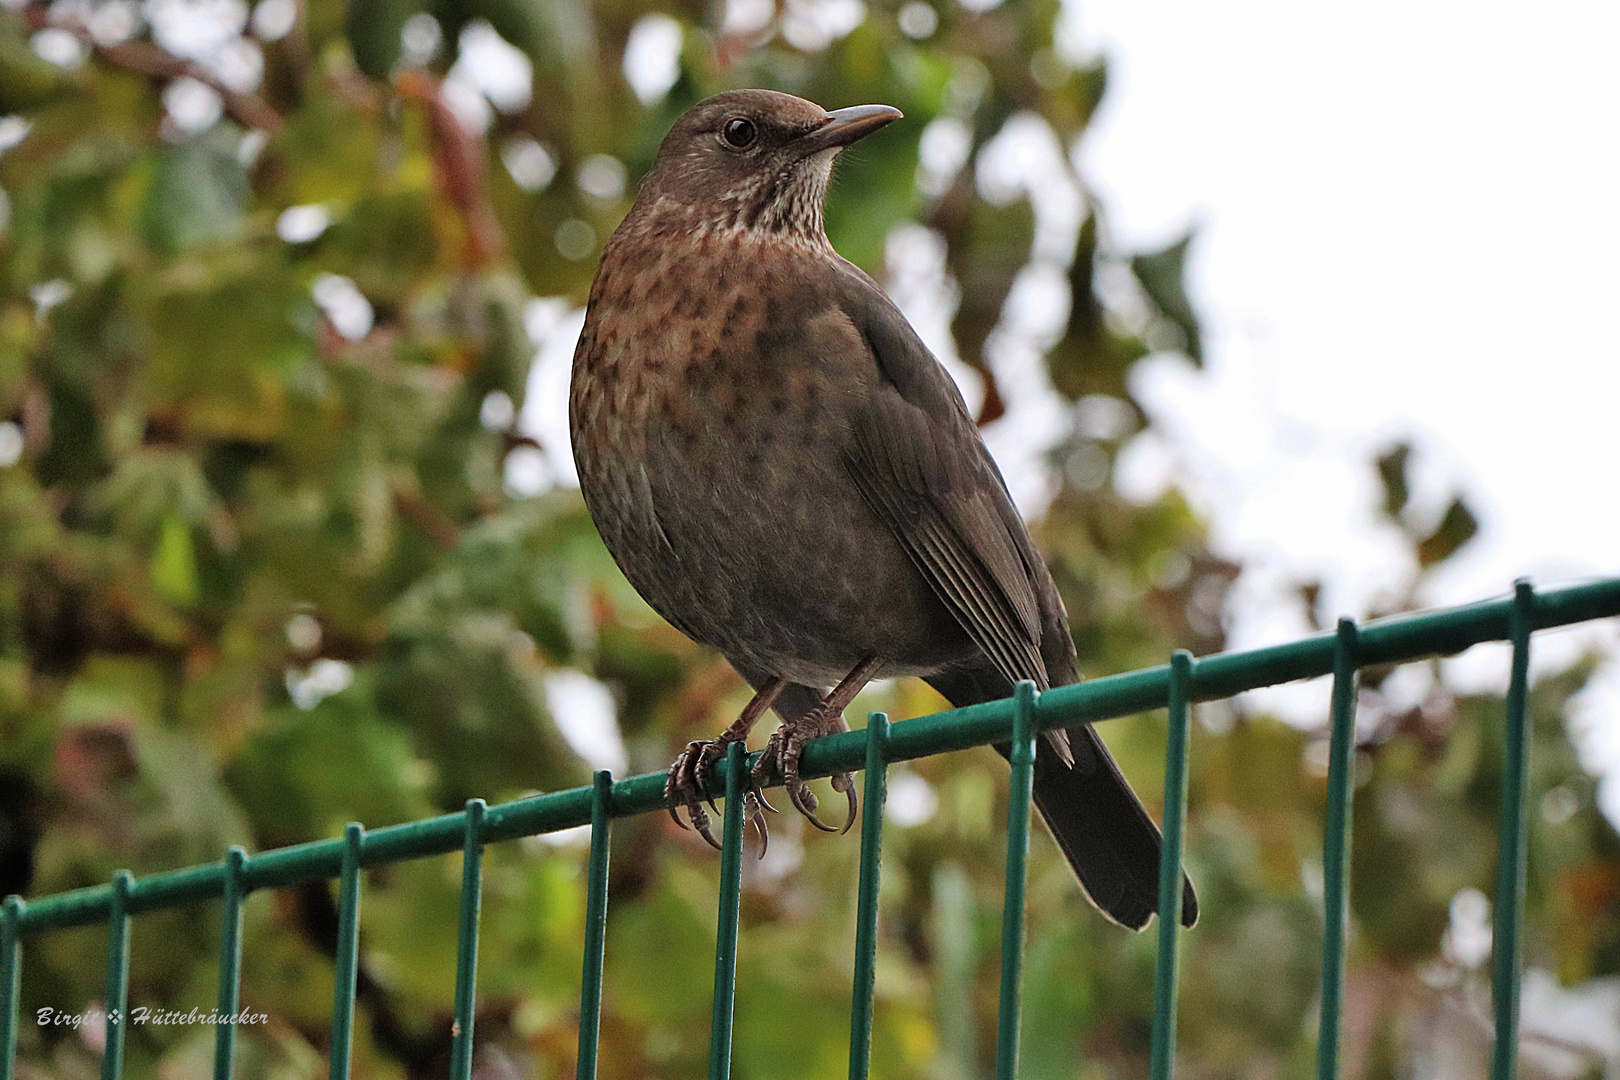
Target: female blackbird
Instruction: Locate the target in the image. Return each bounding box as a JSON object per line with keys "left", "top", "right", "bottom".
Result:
{"left": 570, "top": 89, "right": 1195, "bottom": 929}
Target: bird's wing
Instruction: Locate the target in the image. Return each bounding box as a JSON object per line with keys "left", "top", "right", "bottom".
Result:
{"left": 835, "top": 264, "right": 1052, "bottom": 691}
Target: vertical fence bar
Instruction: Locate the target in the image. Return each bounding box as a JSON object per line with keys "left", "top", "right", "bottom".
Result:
{"left": 2, "top": 897, "right": 23, "bottom": 1080}
{"left": 707, "top": 742, "right": 747, "bottom": 1080}
{"left": 329, "top": 824, "right": 365, "bottom": 1080}
{"left": 450, "top": 800, "right": 487, "bottom": 1080}
{"left": 1491, "top": 581, "right": 1536, "bottom": 1080}
{"left": 101, "top": 870, "right": 133, "bottom": 1080}
{"left": 1317, "top": 619, "right": 1360, "bottom": 1080}
{"left": 1149, "top": 652, "right": 1195, "bottom": 1080}
{"left": 214, "top": 847, "right": 249, "bottom": 1080}
{"left": 848, "top": 713, "right": 890, "bottom": 1080}
{"left": 577, "top": 774, "right": 613, "bottom": 1080}
{"left": 994, "top": 682, "right": 1039, "bottom": 1080}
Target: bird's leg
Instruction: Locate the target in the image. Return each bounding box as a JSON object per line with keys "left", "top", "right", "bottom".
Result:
{"left": 665, "top": 676, "right": 786, "bottom": 850}
{"left": 753, "top": 656, "right": 883, "bottom": 835}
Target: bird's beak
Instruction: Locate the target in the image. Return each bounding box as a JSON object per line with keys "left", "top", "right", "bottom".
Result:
{"left": 801, "top": 104, "right": 903, "bottom": 153}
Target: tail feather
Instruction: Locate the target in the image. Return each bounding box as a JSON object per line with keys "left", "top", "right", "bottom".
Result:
{"left": 1032, "top": 726, "right": 1196, "bottom": 930}
{"left": 926, "top": 669, "right": 1197, "bottom": 930}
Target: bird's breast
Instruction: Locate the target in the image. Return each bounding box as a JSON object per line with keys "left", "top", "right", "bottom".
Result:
{"left": 571, "top": 234, "right": 861, "bottom": 476}
{"left": 569, "top": 232, "right": 971, "bottom": 680}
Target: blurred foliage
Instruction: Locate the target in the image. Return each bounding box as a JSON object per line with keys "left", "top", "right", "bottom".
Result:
{"left": 0, "top": 2, "right": 1613, "bottom": 1079}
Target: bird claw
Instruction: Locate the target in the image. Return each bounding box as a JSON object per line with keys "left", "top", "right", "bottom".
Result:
{"left": 664, "top": 738, "right": 733, "bottom": 846}
{"left": 753, "top": 706, "right": 860, "bottom": 836}
{"left": 831, "top": 772, "right": 858, "bottom": 835}
{"left": 744, "top": 792, "right": 770, "bottom": 858}
{"left": 754, "top": 784, "right": 779, "bottom": 816}
{"left": 788, "top": 778, "right": 836, "bottom": 832}
{"left": 665, "top": 736, "right": 778, "bottom": 855}
{"left": 668, "top": 687, "right": 865, "bottom": 853}
{"left": 691, "top": 801, "right": 723, "bottom": 851}
{"left": 782, "top": 773, "right": 857, "bottom": 834}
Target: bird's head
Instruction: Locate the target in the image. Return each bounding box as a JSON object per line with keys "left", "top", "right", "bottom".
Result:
{"left": 625, "top": 89, "right": 902, "bottom": 244}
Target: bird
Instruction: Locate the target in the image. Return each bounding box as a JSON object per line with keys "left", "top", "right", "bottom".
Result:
{"left": 569, "top": 88, "right": 1196, "bottom": 930}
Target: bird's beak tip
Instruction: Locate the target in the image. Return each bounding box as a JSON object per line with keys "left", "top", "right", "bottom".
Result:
{"left": 811, "top": 104, "right": 903, "bottom": 149}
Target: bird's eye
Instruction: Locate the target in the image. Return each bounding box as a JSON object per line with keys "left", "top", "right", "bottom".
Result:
{"left": 721, "top": 117, "right": 757, "bottom": 149}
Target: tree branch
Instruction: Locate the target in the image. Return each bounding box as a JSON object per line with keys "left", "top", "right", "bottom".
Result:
{"left": 15, "top": 3, "right": 283, "bottom": 134}
{"left": 395, "top": 69, "right": 508, "bottom": 269}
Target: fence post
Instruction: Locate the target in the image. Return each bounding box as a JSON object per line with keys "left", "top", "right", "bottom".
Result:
{"left": 328, "top": 824, "right": 366, "bottom": 1080}
{"left": 708, "top": 742, "right": 748, "bottom": 1080}
{"left": 214, "top": 847, "right": 249, "bottom": 1080}
{"left": 1150, "top": 651, "right": 1195, "bottom": 1080}
{"left": 577, "top": 775, "right": 614, "bottom": 1080}
{"left": 848, "top": 713, "right": 890, "bottom": 1080}
{"left": 994, "top": 681, "right": 1039, "bottom": 1080}
{"left": 1316, "top": 619, "right": 1360, "bottom": 1080}
{"left": 100, "top": 871, "right": 133, "bottom": 1080}
{"left": 1, "top": 896, "right": 23, "bottom": 1080}
{"left": 1491, "top": 581, "right": 1536, "bottom": 1080}
{"left": 451, "top": 800, "right": 487, "bottom": 1080}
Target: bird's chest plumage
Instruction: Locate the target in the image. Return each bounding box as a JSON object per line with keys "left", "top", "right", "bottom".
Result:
{"left": 571, "top": 236, "right": 845, "bottom": 517}
{"left": 569, "top": 233, "right": 969, "bottom": 684}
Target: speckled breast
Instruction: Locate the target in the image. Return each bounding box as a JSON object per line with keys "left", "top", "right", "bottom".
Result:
{"left": 569, "top": 231, "right": 973, "bottom": 687}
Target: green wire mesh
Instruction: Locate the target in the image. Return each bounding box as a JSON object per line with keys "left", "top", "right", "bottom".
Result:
{"left": 3, "top": 577, "right": 1617, "bottom": 1080}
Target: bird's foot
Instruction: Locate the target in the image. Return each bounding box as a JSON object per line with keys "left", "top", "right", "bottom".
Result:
{"left": 752, "top": 705, "right": 858, "bottom": 835}
{"left": 664, "top": 737, "right": 772, "bottom": 854}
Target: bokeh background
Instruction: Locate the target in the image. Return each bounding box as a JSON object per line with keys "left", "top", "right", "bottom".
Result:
{"left": 1, "top": 0, "right": 1617, "bottom": 1078}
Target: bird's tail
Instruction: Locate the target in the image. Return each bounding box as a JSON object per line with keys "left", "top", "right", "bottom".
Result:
{"left": 926, "top": 671, "right": 1197, "bottom": 930}
{"left": 1032, "top": 724, "right": 1197, "bottom": 930}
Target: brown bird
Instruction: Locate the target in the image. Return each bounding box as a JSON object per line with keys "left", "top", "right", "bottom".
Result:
{"left": 570, "top": 89, "right": 1195, "bottom": 929}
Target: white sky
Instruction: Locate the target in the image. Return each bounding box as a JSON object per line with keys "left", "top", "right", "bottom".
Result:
{"left": 1070, "top": 0, "right": 1619, "bottom": 623}
{"left": 1066, "top": 0, "right": 1620, "bottom": 808}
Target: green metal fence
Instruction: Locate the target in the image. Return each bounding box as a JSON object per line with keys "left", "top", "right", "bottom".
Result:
{"left": 4, "top": 577, "right": 1619, "bottom": 1080}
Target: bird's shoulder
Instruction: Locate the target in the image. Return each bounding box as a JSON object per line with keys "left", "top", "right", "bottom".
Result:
{"left": 816, "top": 256, "right": 1061, "bottom": 682}
{"left": 819, "top": 255, "right": 989, "bottom": 495}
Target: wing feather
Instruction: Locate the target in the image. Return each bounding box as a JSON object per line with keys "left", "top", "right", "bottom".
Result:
{"left": 837, "top": 265, "right": 1051, "bottom": 691}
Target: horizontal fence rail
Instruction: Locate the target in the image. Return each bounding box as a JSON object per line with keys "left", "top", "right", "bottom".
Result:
{"left": 3, "top": 576, "right": 1618, "bottom": 1080}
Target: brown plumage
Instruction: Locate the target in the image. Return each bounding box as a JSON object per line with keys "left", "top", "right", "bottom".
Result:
{"left": 570, "top": 89, "right": 1195, "bottom": 929}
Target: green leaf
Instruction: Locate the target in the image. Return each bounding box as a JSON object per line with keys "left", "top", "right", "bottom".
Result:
{"left": 320, "top": 190, "right": 439, "bottom": 304}
{"left": 34, "top": 379, "right": 106, "bottom": 487}
{"left": 1416, "top": 496, "right": 1479, "bottom": 567}
{"left": 145, "top": 268, "right": 314, "bottom": 441}
{"left": 344, "top": 0, "right": 429, "bottom": 81}
{"left": 1376, "top": 442, "right": 1412, "bottom": 520}
{"left": 224, "top": 677, "right": 436, "bottom": 840}
{"left": 942, "top": 193, "right": 1034, "bottom": 407}
{"left": 0, "top": 20, "right": 73, "bottom": 112}
{"left": 150, "top": 514, "right": 200, "bottom": 607}
{"left": 137, "top": 134, "right": 249, "bottom": 255}
{"left": 1047, "top": 214, "right": 1150, "bottom": 401}
{"left": 1131, "top": 229, "right": 1203, "bottom": 363}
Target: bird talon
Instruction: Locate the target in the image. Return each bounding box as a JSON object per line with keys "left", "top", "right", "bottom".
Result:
{"left": 667, "top": 737, "right": 743, "bottom": 843}
{"left": 746, "top": 794, "right": 770, "bottom": 858}
{"left": 831, "top": 772, "right": 859, "bottom": 834}
{"left": 692, "top": 742, "right": 727, "bottom": 810}
{"left": 790, "top": 780, "right": 840, "bottom": 832}
{"left": 749, "top": 750, "right": 783, "bottom": 815}
{"left": 695, "top": 818, "right": 723, "bottom": 851}
{"left": 685, "top": 797, "right": 723, "bottom": 850}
